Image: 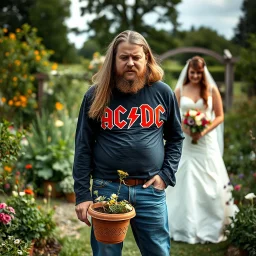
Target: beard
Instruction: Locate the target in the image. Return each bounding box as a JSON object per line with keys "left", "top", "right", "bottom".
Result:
{"left": 115, "top": 67, "right": 147, "bottom": 94}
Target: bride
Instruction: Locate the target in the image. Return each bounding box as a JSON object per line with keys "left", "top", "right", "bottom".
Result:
{"left": 166, "top": 56, "right": 238, "bottom": 244}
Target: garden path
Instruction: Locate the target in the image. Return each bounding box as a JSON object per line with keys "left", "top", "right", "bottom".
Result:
{"left": 53, "top": 200, "right": 85, "bottom": 239}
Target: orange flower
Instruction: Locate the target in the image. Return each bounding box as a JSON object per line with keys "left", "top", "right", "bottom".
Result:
{"left": 9, "top": 33, "right": 16, "bottom": 40}
{"left": 16, "top": 28, "right": 21, "bottom": 33}
{"left": 8, "top": 100, "right": 13, "bottom": 106}
{"left": 55, "top": 102, "right": 63, "bottom": 111}
{"left": 1, "top": 97, "right": 6, "bottom": 103}
{"left": 51, "top": 62, "right": 58, "bottom": 70}
{"left": 12, "top": 77, "right": 18, "bottom": 82}
{"left": 34, "top": 50, "right": 39, "bottom": 55}
{"left": 3, "top": 28, "right": 8, "bottom": 33}
{"left": 25, "top": 164, "right": 32, "bottom": 169}
{"left": 4, "top": 166, "right": 12, "bottom": 172}
{"left": 24, "top": 189, "right": 34, "bottom": 195}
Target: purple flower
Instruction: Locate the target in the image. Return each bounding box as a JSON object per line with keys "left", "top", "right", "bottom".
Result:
{"left": 238, "top": 173, "right": 244, "bottom": 179}
{"left": 187, "top": 117, "right": 195, "bottom": 126}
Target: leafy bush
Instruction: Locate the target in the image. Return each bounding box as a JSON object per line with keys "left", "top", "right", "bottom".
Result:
{"left": 6, "top": 190, "right": 56, "bottom": 242}
{"left": 225, "top": 193, "right": 256, "bottom": 255}
{"left": 0, "top": 24, "right": 52, "bottom": 126}
{"left": 60, "top": 175, "right": 74, "bottom": 194}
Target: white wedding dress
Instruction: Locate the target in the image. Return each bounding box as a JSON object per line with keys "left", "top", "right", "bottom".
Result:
{"left": 166, "top": 89, "right": 238, "bottom": 244}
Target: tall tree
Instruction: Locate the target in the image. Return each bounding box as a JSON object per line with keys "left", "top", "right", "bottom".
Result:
{"left": 0, "top": 0, "right": 35, "bottom": 31}
{"left": 0, "top": 0, "right": 78, "bottom": 63}
{"left": 29, "top": 0, "right": 78, "bottom": 63}
{"left": 233, "top": 0, "right": 256, "bottom": 46}
{"left": 79, "top": 0, "right": 181, "bottom": 49}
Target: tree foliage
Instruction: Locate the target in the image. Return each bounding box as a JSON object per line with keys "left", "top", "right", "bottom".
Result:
{"left": 236, "top": 34, "right": 256, "bottom": 96}
{"left": 79, "top": 0, "right": 181, "bottom": 49}
{"left": 0, "top": 0, "right": 78, "bottom": 63}
{"left": 233, "top": 0, "right": 256, "bottom": 46}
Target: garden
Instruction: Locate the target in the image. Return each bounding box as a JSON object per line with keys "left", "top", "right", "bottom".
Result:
{"left": 0, "top": 24, "right": 256, "bottom": 256}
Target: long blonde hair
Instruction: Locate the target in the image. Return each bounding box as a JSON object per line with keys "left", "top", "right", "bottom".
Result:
{"left": 88, "top": 30, "right": 164, "bottom": 120}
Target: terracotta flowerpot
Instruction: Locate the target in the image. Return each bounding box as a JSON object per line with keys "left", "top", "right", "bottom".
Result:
{"left": 88, "top": 202, "right": 136, "bottom": 244}
{"left": 65, "top": 192, "right": 76, "bottom": 203}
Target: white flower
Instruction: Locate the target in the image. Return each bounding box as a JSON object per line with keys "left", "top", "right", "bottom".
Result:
{"left": 189, "top": 110, "right": 197, "bottom": 117}
{"left": 125, "top": 204, "right": 133, "bottom": 211}
{"left": 19, "top": 192, "right": 25, "bottom": 196}
{"left": 17, "top": 250, "right": 23, "bottom": 255}
{"left": 245, "top": 193, "right": 256, "bottom": 200}
{"left": 55, "top": 120, "right": 64, "bottom": 127}
{"left": 14, "top": 239, "right": 20, "bottom": 244}
{"left": 249, "top": 151, "right": 256, "bottom": 161}
{"left": 8, "top": 236, "right": 13, "bottom": 240}
{"left": 12, "top": 191, "right": 18, "bottom": 197}
{"left": 110, "top": 194, "right": 118, "bottom": 199}
{"left": 20, "top": 137, "right": 28, "bottom": 146}
{"left": 195, "top": 119, "right": 202, "bottom": 126}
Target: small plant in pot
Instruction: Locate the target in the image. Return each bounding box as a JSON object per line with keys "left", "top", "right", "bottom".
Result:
{"left": 88, "top": 170, "right": 136, "bottom": 244}
{"left": 59, "top": 175, "right": 75, "bottom": 203}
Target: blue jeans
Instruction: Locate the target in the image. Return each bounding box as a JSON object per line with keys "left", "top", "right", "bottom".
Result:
{"left": 91, "top": 179, "right": 170, "bottom": 256}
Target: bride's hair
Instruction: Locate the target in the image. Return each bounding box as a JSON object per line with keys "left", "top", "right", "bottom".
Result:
{"left": 184, "top": 56, "right": 209, "bottom": 108}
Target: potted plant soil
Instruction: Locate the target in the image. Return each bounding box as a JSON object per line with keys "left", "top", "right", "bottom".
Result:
{"left": 88, "top": 170, "right": 136, "bottom": 244}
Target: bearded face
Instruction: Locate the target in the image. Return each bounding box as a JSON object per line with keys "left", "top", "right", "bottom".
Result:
{"left": 115, "top": 42, "right": 148, "bottom": 94}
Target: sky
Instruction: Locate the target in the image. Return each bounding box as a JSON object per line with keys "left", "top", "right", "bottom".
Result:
{"left": 66, "top": 0, "right": 244, "bottom": 49}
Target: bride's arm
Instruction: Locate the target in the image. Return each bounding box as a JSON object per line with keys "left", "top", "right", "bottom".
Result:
{"left": 174, "top": 87, "right": 191, "bottom": 136}
{"left": 201, "top": 86, "right": 224, "bottom": 137}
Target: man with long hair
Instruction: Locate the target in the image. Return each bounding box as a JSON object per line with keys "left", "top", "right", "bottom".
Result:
{"left": 73, "top": 30, "right": 184, "bottom": 256}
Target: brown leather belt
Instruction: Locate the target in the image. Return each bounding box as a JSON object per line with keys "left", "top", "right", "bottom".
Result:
{"left": 110, "top": 179, "right": 148, "bottom": 186}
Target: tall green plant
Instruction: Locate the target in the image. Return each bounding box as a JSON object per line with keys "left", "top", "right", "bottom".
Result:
{"left": 20, "top": 110, "right": 76, "bottom": 187}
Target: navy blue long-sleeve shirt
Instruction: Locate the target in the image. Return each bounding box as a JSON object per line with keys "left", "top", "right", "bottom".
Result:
{"left": 73, "top": 81, "right": 184, "bottom": 205}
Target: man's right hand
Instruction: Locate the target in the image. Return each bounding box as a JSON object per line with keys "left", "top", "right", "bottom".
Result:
{"left": 75, "top": 201, "right": 93, "bottom": 226}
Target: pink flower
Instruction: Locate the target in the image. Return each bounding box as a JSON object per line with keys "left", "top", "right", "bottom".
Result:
{"left": 2, "top": 213, "right": 12, "bottom": 224}
{"left": 0, "top": 203, "right": 7, "bottom": 209}
{"left": 234, "top": 184, "right": 242, "bottom": 191}
{"left": 7, "top": 206, "right": 15, "bottom": 214}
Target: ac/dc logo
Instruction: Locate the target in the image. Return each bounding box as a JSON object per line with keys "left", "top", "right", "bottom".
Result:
{"left": 101, "top": 104, "right": 166, "bottom": 130}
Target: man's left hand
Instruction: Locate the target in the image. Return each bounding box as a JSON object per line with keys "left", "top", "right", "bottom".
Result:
{"left": 142, "top": 175, "right": 166, "bottom": 190}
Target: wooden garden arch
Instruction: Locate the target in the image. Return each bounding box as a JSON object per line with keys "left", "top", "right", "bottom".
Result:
{"left": 159, "top": 47, "right": 239, "bottom": 111}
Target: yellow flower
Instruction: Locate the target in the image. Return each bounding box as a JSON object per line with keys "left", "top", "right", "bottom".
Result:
{"left": 3, "top": 28, "right": 8, "bottom": 33}
{"left": 9, "top": 33, "right": 16, "bottom": 40}
{"left": 55, "top": 102, "right": 63, "bottom": 111}
{"left": 41, "top": 50, "right": 47, "bottom": 56}
{"left": 12, "top": 77, "right": 18, "bottom": 82}
{"left": 43, "top": 61, "right": 49, "bottom": 66}
{"left": 34, "top": 50, "right": 39, "bottom": 55}
{"left": 1, "top": 97, "right": 6, "bottom": 103}
{"left": 16, "top": 28, "right": 21, "bottom": 33}
{"left": 109, "top": 199, "right": 116, "bottom": 205}
{"left": 14, "top": 60, "right": 21, "bottom": 66}
{"left": 5, "top": 52, "right": 9, "bottom": 57}
{"left": 35, "top": 55, "right": 41, "bottom": 61}
{"left": 51, "top": 62, "right": 58, "bottom": 70}
{"left": 27, "top": 89, "right": 32, "bottom": 94}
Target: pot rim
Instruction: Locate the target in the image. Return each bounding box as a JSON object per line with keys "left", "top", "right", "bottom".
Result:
{"left": 88, "top": 202, "right": 136, "bottom": 221}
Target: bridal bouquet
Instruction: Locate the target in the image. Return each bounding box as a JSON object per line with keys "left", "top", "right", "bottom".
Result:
{"left": 183, "top": 109, "right": 211, "bottom": 144}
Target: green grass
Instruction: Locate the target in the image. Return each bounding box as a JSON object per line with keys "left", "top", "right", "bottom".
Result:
{"left": 59, "top": 226, "right": 229, "bottom": 256}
